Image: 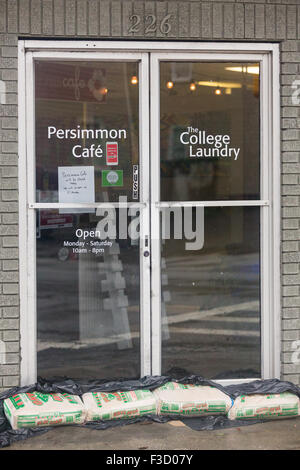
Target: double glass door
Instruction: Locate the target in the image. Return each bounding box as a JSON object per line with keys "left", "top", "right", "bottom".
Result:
{"left": 24, "top": 46, "right": 274, "bottom": 383}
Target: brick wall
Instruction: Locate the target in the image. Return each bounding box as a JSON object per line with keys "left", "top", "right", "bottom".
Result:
{"left": 0, "top": 0, "right": 300, "bottom": 391}
{"left": 281, "top": 38, "right": 300, "bottom": 384}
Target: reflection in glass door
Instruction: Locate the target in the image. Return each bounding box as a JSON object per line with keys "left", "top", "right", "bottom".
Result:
{"left": 31, "top": 54, "right": 150, "bottom": 380}
{"left": 151, "top": 56, "right": 266, "bottom": 380}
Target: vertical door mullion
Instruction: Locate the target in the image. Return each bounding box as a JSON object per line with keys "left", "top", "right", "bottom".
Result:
{"left": 271, "top": 46, "right": 281, "bottom": 380}
{"left": 260, "top": 54, "right": 271, "bottom": 379}
{"left": 139, "top": 53, "right": 151, "bottom": 376}
{"left": 19, "top": 41, "right": 30, "bottom": 386}
{"left": 150, "top": 54, "right": 162, "bottom": 375}
{"left": 24, "top": 51, "right": 37, "bottom": 384}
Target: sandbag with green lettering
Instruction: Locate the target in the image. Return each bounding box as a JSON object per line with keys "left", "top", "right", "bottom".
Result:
{"left": 154, "top": 382, "right": 232, "bottom": 417}
{"left": 3, "top": 392, "right": 86, "bottom": 430}
{"left": 228, "top": 392, "right": 300, "bottom": 420}
{"left": 82, "top": 389, "right": 157, "bottom": 421}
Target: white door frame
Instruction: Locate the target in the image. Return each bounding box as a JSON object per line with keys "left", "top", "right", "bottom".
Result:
{"left": 19, "top": 41, "right": 280, "bottom": 386}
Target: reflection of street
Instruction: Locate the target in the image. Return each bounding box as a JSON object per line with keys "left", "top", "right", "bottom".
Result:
{"left": 37, "top": 233, "right": 260, "bottom": 381}
{"left": 37, "top": 297, "right": 260, "bottom": 380}
{"left": 37, "top": 236, "right": 140, "bottom": 378}
{"left": 164, "top": 252, "right": 259, "bottom": 306}
{"left": 162, "top": 251, "right": 261, "bottom": 379}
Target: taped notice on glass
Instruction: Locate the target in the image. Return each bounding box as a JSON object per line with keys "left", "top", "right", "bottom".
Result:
{"left": 58, "top": 166, "right": 95, "bottom": 213}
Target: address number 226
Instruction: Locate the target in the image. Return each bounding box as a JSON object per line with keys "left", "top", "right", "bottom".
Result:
{"left": 128, "top": 14, "right": 172, "bottom": 35}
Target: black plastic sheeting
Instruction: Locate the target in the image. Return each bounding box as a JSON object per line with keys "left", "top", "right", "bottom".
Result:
{"left": 0, "top": 374, "right": 300, "bottom": 448}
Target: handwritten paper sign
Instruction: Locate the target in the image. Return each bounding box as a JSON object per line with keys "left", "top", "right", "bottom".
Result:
{"left": 58, "top": 166, "right": 95, "bottom": 213}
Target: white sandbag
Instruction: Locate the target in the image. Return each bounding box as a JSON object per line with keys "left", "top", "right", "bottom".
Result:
{"left": 82, "top": 389, "right": 157, "bottom": 421}
{"left": 3, "top": 392, "right": 86, "bottom": 430}
{"left": 154, "top": 382, "right": 232, "bottom": 416}
{"left": 228, "top": 392, "right": 300, "bottom": 420}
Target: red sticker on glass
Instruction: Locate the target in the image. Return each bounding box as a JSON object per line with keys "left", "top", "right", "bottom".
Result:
{"left": 106, "top": 142, "right": 118, "bottom": 165}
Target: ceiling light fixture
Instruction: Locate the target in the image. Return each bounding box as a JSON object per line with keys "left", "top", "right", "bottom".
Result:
{"left": 189, "top": 81, "right": 196, "bottom": 91}
{"left": 225, "top": 66, "right": 259, "bottom": 75}
{"left": 197, "top": 81, "right": 241, "bottom": 89}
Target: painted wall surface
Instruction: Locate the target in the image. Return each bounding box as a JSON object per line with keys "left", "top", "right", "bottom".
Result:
{"left": 0, "top": 0, "right": 300, "bottom": 390}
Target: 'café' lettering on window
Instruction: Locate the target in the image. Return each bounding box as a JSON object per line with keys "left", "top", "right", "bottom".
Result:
{"left": 47, "top": 125, "right": 127, "bottom": 158}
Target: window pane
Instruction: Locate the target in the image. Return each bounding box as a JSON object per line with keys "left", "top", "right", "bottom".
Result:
{"left": 35, "top": 61, "right": 139, "bottom": 203}
{"left": 37, "top": 210, "right": 140, "bottom": 378}
{"left": 161, "top": 206, "right": 261, "bottom": 379}
{"left": 160, "top": 62, "right": 260, "bottom": 201}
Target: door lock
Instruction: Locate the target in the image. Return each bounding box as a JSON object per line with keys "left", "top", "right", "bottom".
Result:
{"left": 144, "top": 235, "right": 149, "bottom": 257}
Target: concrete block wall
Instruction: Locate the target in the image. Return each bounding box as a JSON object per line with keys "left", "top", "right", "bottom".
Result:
{"left": 0, "top": 0, "right": 300, "bottom": 391}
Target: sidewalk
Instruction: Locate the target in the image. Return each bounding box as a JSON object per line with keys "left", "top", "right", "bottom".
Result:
{"left": 2, "top": 418, "right": 300, "bottom": 450}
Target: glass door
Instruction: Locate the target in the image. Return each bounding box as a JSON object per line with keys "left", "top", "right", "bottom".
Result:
{"left": 25, "top": 51, "right": 151, "bottom": 382}
{"left": 150, "top": 53, "right": 270, "bottom": 381}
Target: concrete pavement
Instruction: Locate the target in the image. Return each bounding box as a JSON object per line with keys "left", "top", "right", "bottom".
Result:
{"left": 2, "top": 418, "right": 300, "bottom": 450}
